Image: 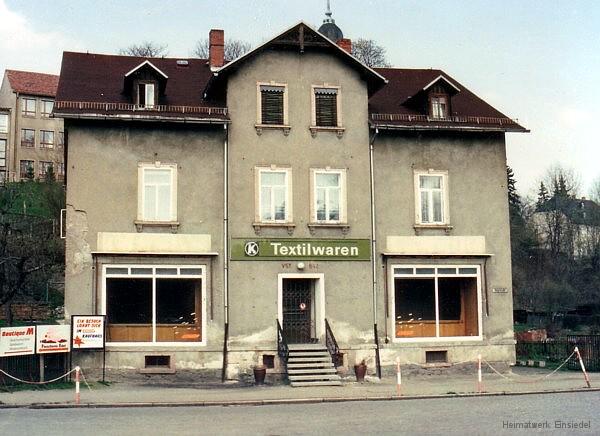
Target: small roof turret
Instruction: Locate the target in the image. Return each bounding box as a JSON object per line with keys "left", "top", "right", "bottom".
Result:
{"left": 318, "top": 0, "right": 343, "bottom": 43}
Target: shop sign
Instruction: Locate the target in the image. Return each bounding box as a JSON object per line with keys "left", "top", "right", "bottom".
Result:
{"left": 0, "top": 326, "right": 36, "bottom": 357}
{"left": 72, "top": 315, "right": 105, "bottom": 349}
{"left": 231, "top": 238, "right": 371, "bottom": 261}
{"left": 36, "top": 325, "right": 71, "bottom": 354}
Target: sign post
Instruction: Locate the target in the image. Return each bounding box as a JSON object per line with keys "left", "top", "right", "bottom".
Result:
{"left": 71, "top": 315, "right": 106, "bottom": 382}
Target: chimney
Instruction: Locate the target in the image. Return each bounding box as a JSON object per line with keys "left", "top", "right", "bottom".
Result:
{"left": 209, "top": 29, "right": 225, "bottom": 68}
{"left": 337, "top": 38, "right": 352, "bottom": 54}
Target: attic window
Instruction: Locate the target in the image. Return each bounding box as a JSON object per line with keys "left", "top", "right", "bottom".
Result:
{"left": 314, "top": 87, "right": 338, "bottom": 127}
{"left": 138, "top": 83, "right": 155, "bottom": 109}
{"left": 430, "top": 95, "right": 448, "bottom": 120}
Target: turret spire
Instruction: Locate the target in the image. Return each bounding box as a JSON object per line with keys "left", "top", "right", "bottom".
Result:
{"left": 318, "top": 0, "right": 343, "bottom": 42}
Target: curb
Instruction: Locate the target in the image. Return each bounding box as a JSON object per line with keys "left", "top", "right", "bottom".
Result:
{"left": 1, "top": 387, "right": 599, "bottom": 410}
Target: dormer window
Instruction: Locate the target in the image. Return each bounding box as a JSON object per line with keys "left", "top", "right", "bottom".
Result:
{"left": 430, "top": 95, "right": 448, "bottom": 119}
{"left": 138, "top": 82, "right": 156, "bottom": 108}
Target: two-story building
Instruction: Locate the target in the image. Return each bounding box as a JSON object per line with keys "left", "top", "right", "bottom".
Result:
{"left": 56, "top": 21, "right": 526, "bottom": 382}
{"left": 0, "top": 70, "right": 65, "bottom": 183}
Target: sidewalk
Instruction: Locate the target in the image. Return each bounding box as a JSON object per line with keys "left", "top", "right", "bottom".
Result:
{"left": 0, "top": 367, "right": 596, "bottom": 409}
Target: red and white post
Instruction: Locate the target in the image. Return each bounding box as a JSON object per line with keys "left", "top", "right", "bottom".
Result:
{"left": 396, "top": 357, "right": 402, "bottom": 397}
{"left": 477, "top": 354, "right": 483, "bottom": 393}
{"left": 574, "top": 347, "right": 592, "bottom": 388}
{"left": 75, "top": 366, "right": 81, "bottom": 405}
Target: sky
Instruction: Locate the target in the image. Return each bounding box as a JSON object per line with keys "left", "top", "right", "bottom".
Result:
{"left": 1, "top": 0, "right": 599, "bottom": 198}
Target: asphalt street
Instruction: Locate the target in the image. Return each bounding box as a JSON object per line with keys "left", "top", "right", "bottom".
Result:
{"left": 1, "top": 391, "right": 598, "bottom": 436}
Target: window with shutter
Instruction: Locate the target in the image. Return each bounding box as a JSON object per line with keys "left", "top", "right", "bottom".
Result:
{"left": 314, "top": 88, "right": 338, "bottom": 127}
{"left": 260, "top": 85, "right": 285, "bottom": 125}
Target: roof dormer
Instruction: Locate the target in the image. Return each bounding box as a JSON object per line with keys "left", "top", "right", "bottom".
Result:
{"left": 123, "top": 60, "right": 168, "bottom": 108}
{"left": 422, "top": 75, "right": 460, "bottom": 120}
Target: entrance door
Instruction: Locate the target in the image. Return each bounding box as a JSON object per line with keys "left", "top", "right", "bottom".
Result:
{"left": 282, "top": 278, "right": 314, "bottom": 343}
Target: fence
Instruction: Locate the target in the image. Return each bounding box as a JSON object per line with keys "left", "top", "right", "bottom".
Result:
{"left": 0, "top": 354, "right": 69, "bottom": 387}
{"left": 516, "top": 335, "right": 600, "bottom": 371}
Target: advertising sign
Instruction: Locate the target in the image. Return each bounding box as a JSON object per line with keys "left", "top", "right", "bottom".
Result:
{"left": 0, "top": 326, "right": 36, "bottom": 357}
{"left": 72, "top": 315, "right": 105, "bottom": 349}
{"left": 230, "top": 238, "right": 371, "bottom": 261}
{"left": 36, "top": 325, "right": 71, "bottom": 354}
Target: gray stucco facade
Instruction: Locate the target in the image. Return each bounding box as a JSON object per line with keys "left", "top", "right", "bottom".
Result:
{"left": 60, "top": 23, "right": 522, "bottom": 379}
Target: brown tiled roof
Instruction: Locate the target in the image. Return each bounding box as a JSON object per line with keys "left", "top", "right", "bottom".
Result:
{"left": 369, "top": 68, "right": 526, "bottom": 132}
{"left": 6, "top": 70, "right": 59, "bottom": 97}
{"left": 55, "top": 52, "right": 227, "bottom": 121}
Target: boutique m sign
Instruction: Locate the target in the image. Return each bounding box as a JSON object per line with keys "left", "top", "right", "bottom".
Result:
{"left": 231, "top": 238, "right": 370, "bottom": 261}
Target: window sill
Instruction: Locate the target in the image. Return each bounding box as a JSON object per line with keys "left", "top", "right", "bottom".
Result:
{"left": 134, "top": 220, "right": 180, "bottom": 233}
{"left": 413, "top": 224, "right": 453, "bottom": 235}
{"left": 252, "top": 222, "right": 295, "bottom": 236}
{"left": 308, "top": 222, "right": 350, "bottom": 235}
{"left": 255, "top": 124, "right": 291, "bottom": 136}
{"left": 309, "top": 126, "right": 345, "bottom": 138}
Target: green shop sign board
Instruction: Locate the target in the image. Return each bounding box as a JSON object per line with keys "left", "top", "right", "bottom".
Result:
{"left": 230, "top": 238, "right": 371, "bottom": 261}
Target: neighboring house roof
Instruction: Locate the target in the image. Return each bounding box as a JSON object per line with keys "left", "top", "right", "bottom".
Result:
{"left": 54, "top": 52, "right": 228, "bottom": 122}
{"left": 369, "top": 68, "right": 527, "bottom": 132}
{"left": 537, "top": 197, "right": 600, "bottom": 226}
{"left": 5, "top": 70, "right": 59, "bottom": 97}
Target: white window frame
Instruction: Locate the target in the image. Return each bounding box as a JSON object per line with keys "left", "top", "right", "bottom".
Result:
{"left": 311, "top": 84, "right": 342, "bottom": 128}
{"left": 255, "top": 165, "right": 293, "bottom": 224}
{"left": 430, "top": 95, "right": 449, "bottom": 119}
{"left": 310, "top": 168, "right": 347, "bottom": 224}
{"left": 22, "top": 98, "right": 36, "bottom": 117}
{"left": 41, "top": 100, "right": 54, "bottom": 117}
{"left": 256, "top": 81, "right": 289, "bottom": 126}
{"left": 414, "top": 169, "right": 449, "bottom": 225}
{"left": 101, "top": 264, "right": 207, "bottom": 347}
{"left": 40, "top": 130, "right": 54, "bottom": 148}
{"left": 137, "top": 162, "right": 178, "bottom": 223}
{"left": 390, "top": 264, "right": 483, "bottom": 343}
{"left": 137, "top": 82, "right": 156, "bottom": 109}
{"left": 0, "top": 113, "right": 8, "bottom": 133}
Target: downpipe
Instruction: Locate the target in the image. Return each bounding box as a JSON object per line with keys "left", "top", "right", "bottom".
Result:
{"left": 369, "top": 127, "right": 382, "bottom": 379}
{"left": 221, "top": 123, "right": 229, "bottom": 382}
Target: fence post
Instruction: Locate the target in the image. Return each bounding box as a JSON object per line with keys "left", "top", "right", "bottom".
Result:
{"left": 396, "top": 356, "right": 402, "bottom": 397}
{"left": 75, "top": 366, "right": 81, "bottom": 404}
{"left": 574, "top": 347, "right": 592, "bottom": 388}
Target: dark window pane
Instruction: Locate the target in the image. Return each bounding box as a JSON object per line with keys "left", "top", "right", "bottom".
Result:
{"left": 395, "top": 278, "right": 436, "bottom": 338}
{"left": 439, "top": 277, "right": 479, "bottom": 337}
{"left": 106, "top": 278, "right": 152, "bottom": 342}
{"left": 156, "top": 279, "right": 201, "bottom": 342}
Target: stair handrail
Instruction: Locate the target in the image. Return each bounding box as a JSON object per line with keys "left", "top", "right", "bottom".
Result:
{"left": 276, "top": 319, "right": 289, "bottom": 363}
{"left": 325, "top": 318, "right": 343, "bottom": 367}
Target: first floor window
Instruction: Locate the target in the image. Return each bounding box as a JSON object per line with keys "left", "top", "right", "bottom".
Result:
{"left": 138, "top": 163, "right": 177, "bottom": 222}
{"left": 415, "top": 170, "right": 448, "bottom": 225}
{"left": 58, "top": 131, "right": 64, "bottom": 148}
{"left": 39, "top": 161, "right": 53, "bottom": 178}
{"left": 57, "top": 162, "right": 65, "bottom": 180}
{"left": 104, "top": 265, "right": 204, "bottom": 344}
{"left": 40, "top": 130, "right": 54, "bottom": 148}
{"left": 257, "top": 167, "right": 291, "bottom": 222}
{"left": 312, "top": 168, "right": 346, "bottom": 223}
{"left": 22, "top": 98, "right": 36, "bottom": 117}
{"left": 21, "top": 129, "right": 35, "bottom": 147}
{"left": 20, "top": 160, "right": 34, "bottom": 179}
{"left": 393, "top": 265, "right": 481, "bottom": 339}
{"left": 0, "top": 139, "right": 5, "bottom": 168}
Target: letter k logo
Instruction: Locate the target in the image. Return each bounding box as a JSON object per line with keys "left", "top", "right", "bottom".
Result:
{"left": 244, "top": 241, "right": 259, "bottom": 257}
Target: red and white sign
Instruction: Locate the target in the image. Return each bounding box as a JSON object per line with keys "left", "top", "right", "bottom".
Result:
{"left": 36, "top": 325, "right": 71, "bottom": 354}
{"left": 0, "top": 326, "right": 36, "bottom": 357}
{"left": 72, "top": 316, "right": 105, "bottom": 349}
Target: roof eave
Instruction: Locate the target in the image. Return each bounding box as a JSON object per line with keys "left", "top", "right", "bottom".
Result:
{"left": 56, "top": 112, "right": 229, "bottom": 124}
{"left": 370, "top": 122, "right": 529, "bottom": 133}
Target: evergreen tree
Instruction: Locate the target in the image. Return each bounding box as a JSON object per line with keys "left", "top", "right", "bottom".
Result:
{"left": 537, "top": 182, "right": 549, "bottom": 209}
{"left": 507, "top": 166, "right": 521, "bottom": 210}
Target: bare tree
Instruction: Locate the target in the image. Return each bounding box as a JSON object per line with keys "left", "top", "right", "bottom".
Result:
{"left": 590, "top": 176, "right": 600, "bottom": 203}
{"left": 119, "top": 41, "right": 168, "bottom": 57}
{"left": 351, "top": 38, "right": 391, "bottom": 68}
{"left": 192, "top": 39, "right": 251, "bottom": 62}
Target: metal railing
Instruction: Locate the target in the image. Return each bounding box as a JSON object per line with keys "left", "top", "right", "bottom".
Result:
{"left": 325, "top": 319, "right": 343, "bottom": 367}
{"left": 276, "top": 319, "right": 289, "bottom": 364}
{"left": 567, "top": 335, "right": 600, "bottom": 371}
{"left": 54, "top": 100, "right": 228, "bottom": 116}
{"left": 370, "top": 113, "right": 519, "bottom": 126}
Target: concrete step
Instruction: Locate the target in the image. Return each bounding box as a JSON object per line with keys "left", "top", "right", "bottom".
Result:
{"left": 288, "top": 344, "right": 327, "bottom": 351}
{"left": 287, "top": 357, "right": 332, "bottom": 363}
{"left": 291, "top": 380, "right": 343, "bottom": 387}
{"left": 288, "top": 351, "right": 330, "bottom": 357}
{"left": 287, "top": 368, "right": 338, "bottom": 375}
{"left": 287, "top": 362, "right": 334, "bottom": 369}
{"left": 288, "top": 374, "right": 341, "bottom": 382}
